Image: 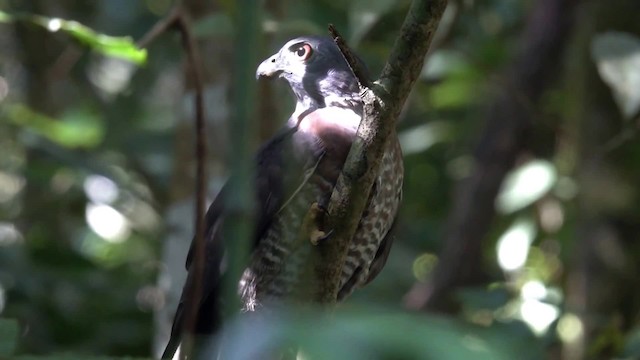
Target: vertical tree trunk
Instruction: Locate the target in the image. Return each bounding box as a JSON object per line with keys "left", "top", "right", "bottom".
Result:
{"left": 405, "top": 0, "right": 578, "bottom": 312}
{"left": 562, "top": 1, "right": 640, "bottom": 359}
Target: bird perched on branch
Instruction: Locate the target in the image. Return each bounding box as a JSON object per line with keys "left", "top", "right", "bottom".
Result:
{"left": 162, "top": 35, "right": 403, "bottom": 359}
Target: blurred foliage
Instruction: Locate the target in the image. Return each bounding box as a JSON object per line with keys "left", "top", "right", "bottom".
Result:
{"left": 215, "top": 307, "right": 543, "bottom": 360}
{"left": 0, "top": 10, "right": 146, "bottom": 64}
{"left": 0, "top": 318, "right": 19, "bottom": 356}
{"left": 591, "top": 31, "right": 640, "bottom": 119}
{"left": 1, "top": 0, "right": 640, "bottom": 359}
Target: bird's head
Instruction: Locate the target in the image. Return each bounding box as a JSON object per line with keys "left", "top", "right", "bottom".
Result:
{"left": 256, "top": 36, "right": 362, "bottom": 112}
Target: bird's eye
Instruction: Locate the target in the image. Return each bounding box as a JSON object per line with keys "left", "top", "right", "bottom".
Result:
{"left": 293, "top": 44, "right": 313, "bottom": 61}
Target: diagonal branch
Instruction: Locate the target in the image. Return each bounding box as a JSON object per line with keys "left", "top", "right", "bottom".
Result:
{"left": 314, "top": 0, "right": 449, "bottom": 303}
{"left": 328, "top": 24, "right": 372, "bottom": 89}
{"left": 379, "top": 0, "right": 449, "bottom": 104}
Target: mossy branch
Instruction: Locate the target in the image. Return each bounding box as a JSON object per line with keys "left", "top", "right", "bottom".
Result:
{"left": 313, "top": 0, "right": 449, "bottom": 303}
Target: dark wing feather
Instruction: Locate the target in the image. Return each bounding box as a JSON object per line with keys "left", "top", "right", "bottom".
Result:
{"left": 162, "top": 126, "right": 321, "bottom": 358}
{"left": 184, "top": 126, "right": 298, "bottom": 270}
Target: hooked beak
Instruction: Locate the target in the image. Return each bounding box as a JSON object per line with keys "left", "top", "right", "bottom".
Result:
{"left": 256, "top": 54, "right": 282, "bottom": 80}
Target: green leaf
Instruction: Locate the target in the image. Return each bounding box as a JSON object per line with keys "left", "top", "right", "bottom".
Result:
{"left": 35, "top": 17, "right": 146, "bottom": 64}
{"left": 0, "top": 10, "right": 11, "bottom": 23}
{"left": 219, "top": 308, "right": 542, "bottom": 360}
{"left": 6, "top": 104, "right": 105, "bottom": 148}
{"left": 591, "top": 32, "right": 640, "bottom": 119}
{"left": 426, "top": 53, "right": 481, "bottom": 109}
{"left": 398, "top": 121, "right": 454, "bottom": 155}
{"left": 429, "top": 77, "right": 477, "bottom": 109}
{"left": 0, "top": 318, "right": 19, "bottom": 356}
{"left": 0, "top": 11, "right": 146, "bottom": 64}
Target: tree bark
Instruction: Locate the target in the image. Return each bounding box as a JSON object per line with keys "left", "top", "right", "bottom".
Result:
{"left": 562, "top": 1, "right": 640, "bottom": 359}
{"left": 315, "top": 0, "right": 449, "bottom": 303}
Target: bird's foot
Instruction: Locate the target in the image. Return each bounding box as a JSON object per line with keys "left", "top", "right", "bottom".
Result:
{"left": 304, "top": 202, "right": 332, "bottom": 246}
{"left": 310, "top": 229, "right": 334, "bottom": 245}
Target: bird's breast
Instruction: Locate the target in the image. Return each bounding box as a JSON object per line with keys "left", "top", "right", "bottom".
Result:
{"left": 295, "top": 107, "right": 360, "bottom": 183}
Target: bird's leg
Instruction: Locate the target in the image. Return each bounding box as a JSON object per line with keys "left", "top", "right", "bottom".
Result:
{"left": 300, "top": 202, "right": 332, "bottom": 246}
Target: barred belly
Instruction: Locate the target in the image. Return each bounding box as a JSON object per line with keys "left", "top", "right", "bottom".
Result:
{"left": 239, "top": 134, "right": 403, "bottom": 310}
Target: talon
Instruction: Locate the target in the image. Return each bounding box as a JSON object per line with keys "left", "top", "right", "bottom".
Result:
{"left": 309, "top": 202, "right": 327, "bottom": 220}
{"left": 310, "top": 229, "right": 326, "bottom": 245}
{"left": 310, "top": 229, "right": 334, "bottom": 245}
{"left": 306, "top": 202, "right": 332, "bottom": 245}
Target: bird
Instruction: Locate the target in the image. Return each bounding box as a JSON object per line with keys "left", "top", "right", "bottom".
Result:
{"left": 162, "top": 35, "right": 403, "bottom": 359}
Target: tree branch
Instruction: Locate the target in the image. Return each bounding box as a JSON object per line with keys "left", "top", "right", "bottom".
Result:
{"left": 136, "top": 8, "right": 181, "bottom": 49}
{"left": 328, "top": 24, "right": 372, "bottom": 89}
{"left": 379, "top": 0, "right": 448, "bottom": 106}
{"left": 314, "top": 0, "right": 448, "bottom": 303}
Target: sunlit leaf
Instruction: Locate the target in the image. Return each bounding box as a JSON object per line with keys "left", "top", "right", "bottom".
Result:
{"left": 0, "top": 318, "right": 18, "bottom": 356}
{"left": 0, "top": 11, "right": 146, "bottom": 64}
{"left": 429, "top": 78, "right": 477, "bottom": 109}
{"left": 496, "top": 160, "right": 557, "bottom": 214}
{"left": 412, "top": 252, "right": 438, "bottom": 281}
{"left": 399, "top": 121, "right": 454, "bottom": 155}
{"left": 519, "top": 298, "right": 560, "bottom": 335}
{"left": 43, "top": 19, "right": 146, "bottom": 64}
{"left": 591, "top": 32, "right": 640, "bottom": 119}
{"left": 427, "top": 57, "right": 481, "bottom": 109}
{"left": 0, "top": 10, "right": 10, "bottom": 23}
{"left": 422, "top": 50, "right": 469, "bottom": 79}
{"left": 496, "top": 217, "right": 537, "bottom": 272}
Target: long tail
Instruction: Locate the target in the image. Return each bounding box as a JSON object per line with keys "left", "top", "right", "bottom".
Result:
{"left": 161, "top": 303, "right": 184, "bottom": 359}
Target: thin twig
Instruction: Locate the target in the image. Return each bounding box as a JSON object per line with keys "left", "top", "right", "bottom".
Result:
{"left": 47, "top": 45, "right": 83, "bottom": 81}
{"left": 594, "top": 117, "right": 639, "bottom": 158}
{"left": 139, "top": 6, "right": 208, "bottom": 359}
{"left": 174, "top": 11, "right": 208, "bottom": 360}
{"left": 136, "top": 8, "right": 181, "bottom": 49}
{"left": 328, "top": 24, "right": 372, "bottom": 89}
